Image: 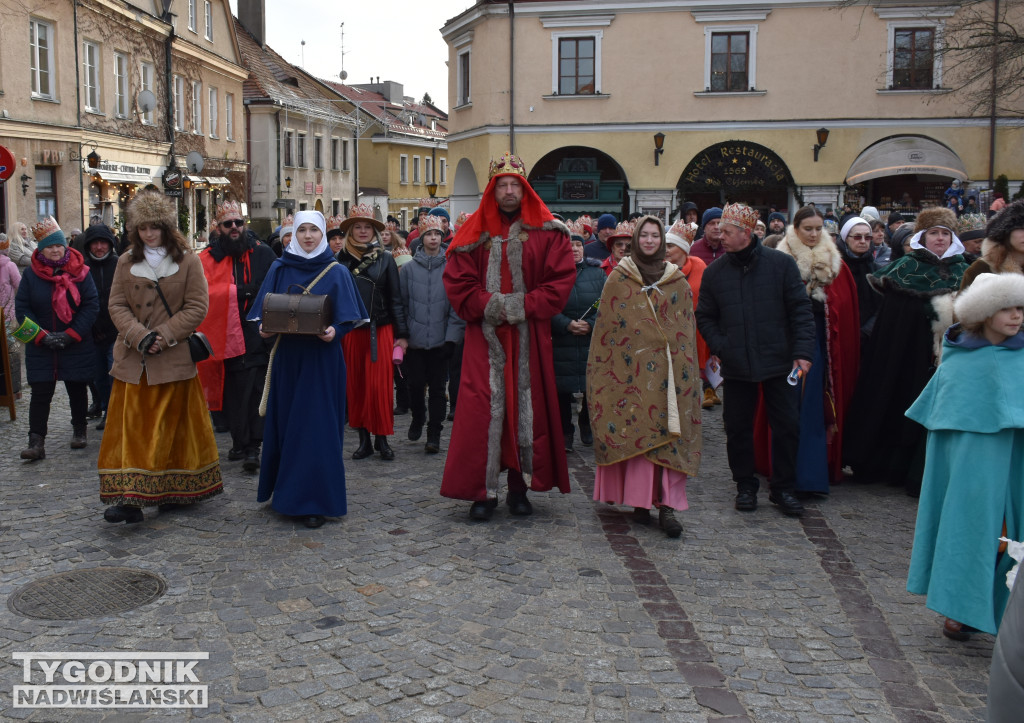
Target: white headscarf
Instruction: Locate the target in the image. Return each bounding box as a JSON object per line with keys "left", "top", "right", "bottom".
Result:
{"left": 909, "top": 225, "right": 966, "bottom": 260}
{"left": 285, "top": 211, "right": 329, "bottom": 259}
{"left": 840, "top": 217, "right": 870, "bottom": 242}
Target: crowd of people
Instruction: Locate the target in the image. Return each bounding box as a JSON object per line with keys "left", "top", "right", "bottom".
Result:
{"left": 7, "top": 154, "right": 1024, "bottom": 646}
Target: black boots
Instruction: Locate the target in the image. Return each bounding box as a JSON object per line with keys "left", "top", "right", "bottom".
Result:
{"left": 424, "top": 428, "right": 441, "bottom": 454}
{"left": 659, "top": 507, "right": 683, "bottom": 538}
{"left": 352, "top": 428, "right": 373, "bottom": 459}
{"left": 71, "top": 425, "right": 87, "bottom": 449}
{"left": 20, "top": 433, "right": 45, "bottom": 461}
{"left": 104, "top": 505, "right": 144, "bottom": 524}
{"left": 374, "top": 435, "right": 395, "bottom": 461}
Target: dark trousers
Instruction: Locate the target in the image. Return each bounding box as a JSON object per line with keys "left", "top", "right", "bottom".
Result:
{"left": 29, "top": 380, "right": 89, "bottom": 437}
{"left": 722, "top": 375, "right": 800, "bottom": 494}
{"left": 94, "top": 339, "right": 114, "bottom": 412}
{"left": 405, "top": 347, "right": 447, "bottom": 433}
{"left": 557, "top": 391, "right": 589, "bottom": 439}
{"left": 223, "top": 359, "right": 265, "bottom": 451}
{"left": 394, "top": 362, "right": 409, "bottom": 411}
{"left": 447, "top": 342, "right": 463, "bottom": 415}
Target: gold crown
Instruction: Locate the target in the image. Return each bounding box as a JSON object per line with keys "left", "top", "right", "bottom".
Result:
{"left": 216, "top": 200, "right": 244, "bottom": 223}
{"left": 325, "top": 215, "right": 343, "bottom": 231}
{"left": 454, "top": 211, "right": 471, "bottom": 230}
{"left": 667, "top": 220, "right": 698, "bottom": 244}
{"left": 32, "top": 216, "right": 61, "bottom": 242}
{"left": 418, "top": 215, "right": 445, "bottom": 234}
{"left": 576, "top": 215, "right": 593, "bottom": 235}
{"left": 488, "top": 151, "right": 527, "bottom": 181}
{"left": 720, "top": 203, "right": 760, "bottom": 232}
{"left": 609, "top": 220, "right": 635, "bottom": 239}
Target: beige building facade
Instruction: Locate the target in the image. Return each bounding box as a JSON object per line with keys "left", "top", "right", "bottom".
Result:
{"left": 442, "top": 0, "right": 1024, "bottom": 222}
{"left": 0, "top": 0, "right": 247, "bottom": 241}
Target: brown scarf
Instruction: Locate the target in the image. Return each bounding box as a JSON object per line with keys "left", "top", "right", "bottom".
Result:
{"left": 344, "top": 237, "right": 369, "bottom": 260}
{"left": 631, "top": 219, "right": 668, "bottom": 287}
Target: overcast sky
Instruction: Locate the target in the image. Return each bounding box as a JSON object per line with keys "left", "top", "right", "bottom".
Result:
{"left": 228, "top": 0, "right": 474, "bottom": 111}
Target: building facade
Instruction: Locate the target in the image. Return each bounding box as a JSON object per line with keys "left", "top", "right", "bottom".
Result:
{"left": 442, "top": 0, "right": 1024, "bottom": 222}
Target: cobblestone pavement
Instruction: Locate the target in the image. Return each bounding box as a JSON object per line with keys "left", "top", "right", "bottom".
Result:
{"left": 0, "top": 389, "right": 994, "bottom": 721}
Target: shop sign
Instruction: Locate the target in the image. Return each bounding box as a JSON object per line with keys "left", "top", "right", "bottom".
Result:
{"left": 162, "top": 167, "right": 184, "bottom": 198}
{"left": 98, "top": 161, "right": 152, "bottom": 176}
{"left": 38, "top": 150, "right": 66, "bottom": 165}
{"left": 681, "top": 141, "right": 793, "bottom": 190}
{"left": 0, "top": 145, "right": 15, "bottom": 183}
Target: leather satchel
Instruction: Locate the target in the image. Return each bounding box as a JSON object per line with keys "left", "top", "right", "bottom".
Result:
{"left": 260, "top": 262, "right": 338, "bottom": 335}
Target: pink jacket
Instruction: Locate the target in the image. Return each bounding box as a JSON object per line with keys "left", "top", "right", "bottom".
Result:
{"left": 0, "top": 254, "right": 20, "bottom": 325}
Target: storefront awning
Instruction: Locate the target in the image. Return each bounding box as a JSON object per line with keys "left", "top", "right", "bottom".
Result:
{"left": 845, "top": 137, "right": 968, "bottom": 185}
{"left": 91, "top": 169, "right": 155, "bottom": 185}
{"left": 186, "top": 175, "right": 230, "bottom": 186}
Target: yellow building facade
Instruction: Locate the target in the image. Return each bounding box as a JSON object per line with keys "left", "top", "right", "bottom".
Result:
{"left": 442, "top": 0, "right": 1024, "bottom": 221}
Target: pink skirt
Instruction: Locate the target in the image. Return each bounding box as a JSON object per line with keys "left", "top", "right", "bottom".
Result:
{"left": 593, "top": 456, "right": 688, "bottom": 510}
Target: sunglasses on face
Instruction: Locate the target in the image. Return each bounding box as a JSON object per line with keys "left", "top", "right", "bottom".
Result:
{"left": 220, "top": 219, "right": 244, "bottom": 228}
{"left": 847, "top": 234, "right": 872, "bottom": 242}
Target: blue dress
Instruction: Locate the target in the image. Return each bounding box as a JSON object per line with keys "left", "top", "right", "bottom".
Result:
{"left": 247, "top": 249, "right": 367, "bottom": 517}
{"left": 906, "top": 327, "right": 1024, "bottom": 634}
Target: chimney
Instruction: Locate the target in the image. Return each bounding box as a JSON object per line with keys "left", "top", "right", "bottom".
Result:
{"left": 237, "top": 0, "right": 266, "bottom": 47}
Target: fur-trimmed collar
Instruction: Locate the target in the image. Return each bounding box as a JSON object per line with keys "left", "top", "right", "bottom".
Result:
{"left": 776, "top": 227, "right": 842, "bottom": 303}
{"left": 450, "top": 218, "right": 570, "bottom": 254}
{"left": 980, "top": 238, "right": 1024, "bottom": 274}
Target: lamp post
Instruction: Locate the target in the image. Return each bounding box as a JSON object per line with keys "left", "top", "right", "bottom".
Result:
{"left": 813, "top": 127, "right": 830, "bottom": 162}
{"left": 285, "top": 176, "right": 293, "bottom": 194}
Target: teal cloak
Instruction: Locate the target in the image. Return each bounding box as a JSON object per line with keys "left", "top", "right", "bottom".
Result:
{"left": 906, "top": 328, "right": 1024, "bottom": 634}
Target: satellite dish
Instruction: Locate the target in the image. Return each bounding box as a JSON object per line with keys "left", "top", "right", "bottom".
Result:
{"left": 339, "top": 70, "right": 348, "bottom": 81}
{"left": 186, "top": 151, "right": 204, "bottom": 174}
{"left": 137, "top": 89, "right": 157, "bottom": 113}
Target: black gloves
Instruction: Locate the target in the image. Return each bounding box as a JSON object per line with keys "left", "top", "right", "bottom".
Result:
{"left": 42, "top": 332, "right": 71, "bottom": 350}
{"left": 138, "top": 331, "right": 159, "bottom": 354}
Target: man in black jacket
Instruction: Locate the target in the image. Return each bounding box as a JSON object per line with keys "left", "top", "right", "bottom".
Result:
{"left": 695, "top": 203, "right": 815, "bottom": 517}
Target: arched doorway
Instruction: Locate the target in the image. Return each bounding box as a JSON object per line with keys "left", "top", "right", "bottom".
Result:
{"left": 528, "top": 147, "right": 628, "bottom": 219}
{"left": 314, "top": 198, "right": 324, "bottom": 213}
{"left": 451, "top": 158, "right": 480, "bottom": 219}
{"left": 677, "top": 141, "right": 793, "bottom": 217}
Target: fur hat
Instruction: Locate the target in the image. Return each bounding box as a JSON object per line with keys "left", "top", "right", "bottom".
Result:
{"left": 127, "top": 191, "right": 176, "bottom": 233}
{"left": 954, "top": 273, "right": 1024, "bottom": 325}
{"left": 985, "top": 199, "right": 1024, "bottom": 246}
{"left": 914, "top": 207, "right": 957, "bottom": 234}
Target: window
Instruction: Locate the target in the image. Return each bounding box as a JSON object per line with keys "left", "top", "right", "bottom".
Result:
{"left": 331, "top": 138, "right": 339, "bottom": 170}
{"left": 83, "top": 41, "right": 100, "bottom": 112}
{"left": 284, "top": 130, "right": 294, "bottom": 166}
{"left": 701, "top": 24, "right": 760, "bottom": 93}
{"left": 892, "top": 28, "right": 935, "bottom": 89}
{"left": 710, "top": 32, "right": 748, "bottom": 92}
{"left": 204, "top": 1, "right": 213, "bottom": 41}
{"left": 457, "top": 49, "right": 471, "bottom": 106}
{"left": 191, "top": 81, "right": 202, "bottom": 133}
{"left": 332, "top": 200, "right": 340, "bottom": 217}
{"left": 314, "top": 136, "right": 323, "bottom": 169}
{"left": 208, "top": 87, "right": 218, "bottom": 136}
{"left": 425, "top": 157, "right": 433, "bottom": 184}
{"left": 342, "top": 139, "right": 350, "bottom": 170}
{"left": 188, "top": 0, "right": 197, "bottom": 32}
{"left": 35, "top": 167, "right": 57, "bottom": 220}
{"left": 173, "top": 75, "right": 185, "bottom": 130}
{"left": 140, "top": 62, "right": 155, "bottom": 124}
{"left": 558, "top": 37, "right": 595, "bottom": 95}
{"left": 297, "top": 133, "right": 306, "bottom": 168}
{"left": 440, "top": 158, "right": 447, "bottom": 184}
{"left": 114, "top": 53, "right": 128, "bottom": 117}
{"left": 413, "top": 156, "right": 420, "bottom": 184}
{"left": 29, "top": 19, "right": 54, "bottom": 99}
{"left": 225, "top": 93, "right": 234, "bottom": 139}
{"left": 400, "top": 155, "right": 408, "bottom": 184}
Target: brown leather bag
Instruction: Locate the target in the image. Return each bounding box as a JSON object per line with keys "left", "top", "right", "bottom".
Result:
{"left": 260, "top": 262, "right": 337, "bottom": 335}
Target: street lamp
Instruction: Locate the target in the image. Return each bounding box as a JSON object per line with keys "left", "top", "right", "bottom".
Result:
{"left": 427, "top": 182, "right": 438, "bottom": 198}
{"left": 813, "top": 127, "right": 830, "bottom": 162}
{"left": 653, "top": 132, "right": 666, "bottom": 166}
{"left": 285, "top": 176, "right": 292, "bottom": 193}
{"left": 20, "top": 174, "right": 32, "bottom": 196}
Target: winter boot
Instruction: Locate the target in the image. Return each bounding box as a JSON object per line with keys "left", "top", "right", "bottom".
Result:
{"left": 20, "top": 433, "right": 45, "bottom": 461}
{"left": 352, "top": 428, "right": 374, "bottom": 459}
{"left": 70, "top": 425, "right": 88, "bottom": 449}
{"left": 659, "top": 507, "right": 683, "bottom": 539}
{"left": 375, "top": 435, "right": 395, "bottom": 461}
{"left": 424, "top": 428, "right": 441, "bottom": 454}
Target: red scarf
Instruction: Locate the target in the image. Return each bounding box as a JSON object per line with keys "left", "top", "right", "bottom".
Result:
{"left": 446, "top": 173, "right": 554, "bottom": 255}
{"left": 31, "top": 248, "right": 89, "bottom": 324}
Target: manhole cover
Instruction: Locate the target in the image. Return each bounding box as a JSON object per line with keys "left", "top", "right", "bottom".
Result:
{"left": 8, "top": 568, "right": 166, "bottom": 620}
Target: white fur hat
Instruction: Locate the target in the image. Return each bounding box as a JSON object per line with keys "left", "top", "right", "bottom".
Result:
{"left": 954, "top": 273, "right": 1024, "bottom": 325}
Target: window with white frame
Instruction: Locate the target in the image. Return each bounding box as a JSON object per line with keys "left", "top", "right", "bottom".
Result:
{"left": 551, "top": 32, "right": 602, "bottom": 95}
{"left": 140, "top": 62, "right": 155, "bottom": 124}
{"left": 439, "top": 158, "right": 447, "bottom": 185}
{"left": 29, "top": 19, "right": 55, "bottom": 99}
{"left": 83, "top": 41, "right": 101, "bottom": 112}
{"left": 208, "top": 87, "right": 218, "bottom": 137}
{"left": 314, "top": 136, "right": 323, "bottom": 169}
{"left": 413, "top": 156, "right": 420, "bottom": 184}
{"left": 425, "top": 157, "right": 433, "bottom": 184}
{"left": 188, "top": 0, "right": 197, "bottom": 32}
{"left": 173, "top": 75, "right": 185, "bottom": 129}
{"left": 225, "top": 93, "right": 234, "bottom": 139}
{"left": 400, "top": 155, "right": 408, "bottom": 184}
{"left": 114, "top": 52, "right": 128, "bottom": 117}
{"left": 191, "top": 81, "right": 202, "bottom": 133}
{"left": 876, "top": 7, "right": 951, "bottom": 91}
{"left": 456, "top": 48, "right": 471, "bottom": 106}
{"left": 297, "top": 133, "right": 306, "bottom": 168}
{"left": 701, "top": 24, "right": 760, "bottom": 92}
{"left": 204, "top": 1, "right": 213, "bottom": 41}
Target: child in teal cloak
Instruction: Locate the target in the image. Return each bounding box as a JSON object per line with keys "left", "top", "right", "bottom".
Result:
{"left": 907, "top": 272, "right": 1024, "bottom": 641}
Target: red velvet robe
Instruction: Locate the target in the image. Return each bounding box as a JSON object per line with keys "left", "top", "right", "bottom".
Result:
{"left": 441, "top": 215, "right": 575, "bottom": 501}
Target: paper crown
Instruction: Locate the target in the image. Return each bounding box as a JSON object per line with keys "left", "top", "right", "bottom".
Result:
{"left": 566, "top": 219, "right": 586, "bottom": 239}
{"left": 454, "top": 211, "right": 471, "bottom": 231}
{"left": 339, "top": 203, "right": 385, "bottom": 233}
{"left": 32, "top": 217, "right": 62, "bottom": 243}
{"left": 325, "top": 215, "right": 343, "bottom": 232}
{"left": 823, "top": 219, "right": 839, "bottom": 235}
{"left": 957, "top": 213, "right": 986, "bottom": 235}
{"left": 488, "top": 151, "right": 527, "bottom": 181}
{"left": 385, "top": 220, "right": 398, "bottom": 232}
{"left": 216, "top": 200, "right": 244, "bottom": 224}
{"left": 667, "top": 220, "right": 698, "bottom": 245}
{"left": 576, "top": 215, "right": 593, "bottom": 235}
{"left": 279, "top": 214, "right": 295, "bottom": 232}
{"left": 720, "top": 203, "right": 760, "bottom": 233}
{"left": 609, "top": 220, "right": 635, "bottom": 240}
{"left": 419, "top": 215, "right": 445, "bottom": 235}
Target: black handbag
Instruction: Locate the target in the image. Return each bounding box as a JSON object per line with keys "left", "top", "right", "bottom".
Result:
{"left": 152, "top": 281, "right": 213, "bottom": 363}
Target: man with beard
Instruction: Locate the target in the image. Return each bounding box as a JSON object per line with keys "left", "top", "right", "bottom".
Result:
{"left": 767, "top": 212, "right": 786, "bottom": 236}
{"left": 197, "top": 201, "right": 277, "bottom": 471}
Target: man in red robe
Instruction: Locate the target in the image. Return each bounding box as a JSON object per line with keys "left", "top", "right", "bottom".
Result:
{"left": 442, "top": 152, "right": 576, "bottom": 520}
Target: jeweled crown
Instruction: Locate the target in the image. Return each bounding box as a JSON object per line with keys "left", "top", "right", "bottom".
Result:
{"left": 216, "top": 200, "right": 244, "bottom": 223}
{"left": 720, "top": 203, "right": 760, "bottom": 233}
{"left": 488, "top": 151, "right": 527, "bottom": 181}
{"left": 347, "top": 203, "right": 376, "bottom": 221}
{"left": 419, "top": 215, "right": 445, "bottom": 235}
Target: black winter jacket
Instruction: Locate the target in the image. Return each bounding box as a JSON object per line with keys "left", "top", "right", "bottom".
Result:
{"left": 337, "top": 246, "right": 409, "bottom": 339}
{"left": 551, "top": 262, "right": 606, "bottom": 394}
{"left": 695, "top": 240, "right": 815, "bottom": 382}
{"left": 86, "top": 249, "right": 119, "bottom": 344}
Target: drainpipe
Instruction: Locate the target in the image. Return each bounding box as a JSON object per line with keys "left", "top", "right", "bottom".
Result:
{"left": 73, "top": 0, "right": 84, "bottom": 226}
{"left": 274, "top": 109, "right": 281, "bottom": 220}
{"left": 988, "top": 0, "right": 999, "bottom": 189}
{"left": 508, "top": 0, "right": 515, "bottom": 154}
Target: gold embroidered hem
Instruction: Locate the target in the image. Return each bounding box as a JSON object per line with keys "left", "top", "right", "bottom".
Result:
{"left": 100, "top": 463, "right": 223, "bottom": 506}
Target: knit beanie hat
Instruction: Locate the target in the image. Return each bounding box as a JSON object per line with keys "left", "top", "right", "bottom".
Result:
{"left": 428, "top": 207, "right": 450, "bottom": 222}
{"left": 596, "top": 213, "right": 617, "bottom": 232}
{"left": 702, "top": 207, "right": 723, "bottom": 227}
{"left": 32, "top": 217, "right": 67, "bottom": 250}
{"left": 768, "top": 212, "right": 786, "bottom": 225}
{"left": 954, "top": 273, "right": 1024, "bottom": 325}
